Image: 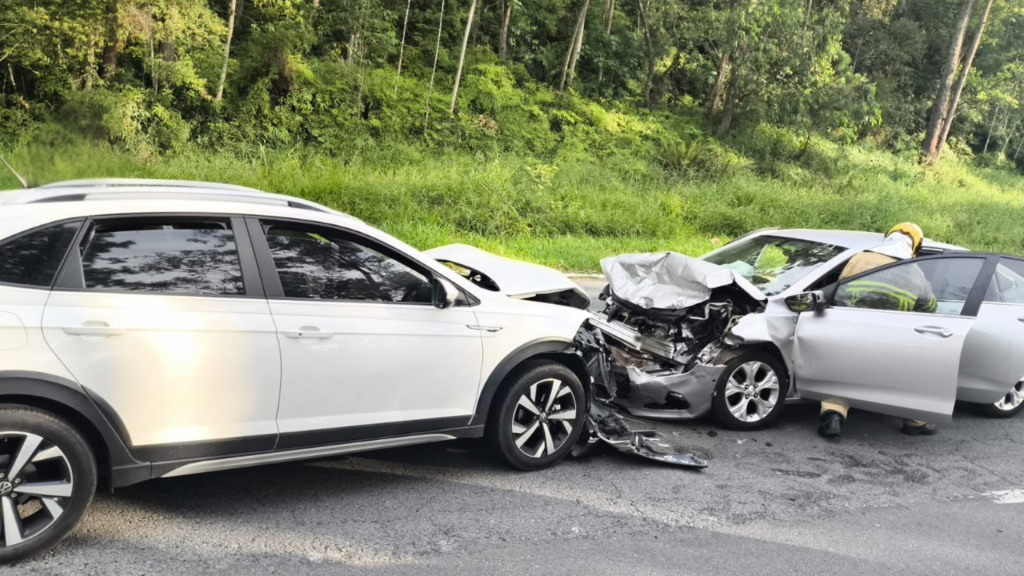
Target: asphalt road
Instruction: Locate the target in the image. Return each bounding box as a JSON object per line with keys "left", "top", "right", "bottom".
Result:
{"left": 8, "top": 279, "right": 1023, "bottom": 575}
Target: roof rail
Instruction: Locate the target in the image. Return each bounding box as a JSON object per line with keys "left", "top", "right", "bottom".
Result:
{"left": 10, "top": 179, "right": 337, "bottom": 216}
{"left": 38, "top": 178, "right": 264, "bottom": 194}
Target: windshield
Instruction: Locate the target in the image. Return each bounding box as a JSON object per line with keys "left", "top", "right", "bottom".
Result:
{"left": 702, "top": 235, "right": 845, "bottom": 296}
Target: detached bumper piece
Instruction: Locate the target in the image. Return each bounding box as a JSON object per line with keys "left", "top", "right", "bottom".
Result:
{"left": 570, "top": 327, "right": 707, "bottom": 469}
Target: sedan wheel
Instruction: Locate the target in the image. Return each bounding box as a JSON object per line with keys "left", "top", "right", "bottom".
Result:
{"left": 977, "top": 380, "right": 1024, "bottom": 418}
{"left": 723, "top": 361, "right": 781, "bottom": 424}
{"left": 994, "top": 381, "right": 1024, "bottom": 412}
{"left": 712, "top": 351, "right": 789, "bottom": 431}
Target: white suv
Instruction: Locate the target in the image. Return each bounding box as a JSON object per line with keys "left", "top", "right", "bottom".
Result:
{"left": 0, "top": 179, "right": 590, "bottom": 562}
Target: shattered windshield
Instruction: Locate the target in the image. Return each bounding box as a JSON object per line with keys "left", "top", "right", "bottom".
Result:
{"left": 702, "top": 235, "right": 844, "bottom": 296}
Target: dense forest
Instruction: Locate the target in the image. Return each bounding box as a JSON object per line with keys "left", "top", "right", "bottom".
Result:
{"left": 2, "top": 1, "right": 1024, "bottom": 269}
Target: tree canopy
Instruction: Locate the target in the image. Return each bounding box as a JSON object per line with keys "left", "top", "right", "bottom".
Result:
{"left": 2, "top": 0, "right": 1023, "bottom": 168}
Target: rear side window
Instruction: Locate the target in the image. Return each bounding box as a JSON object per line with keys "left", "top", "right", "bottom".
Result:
{"left": 986, "top": 258, "right": 1024, "bottom": 304}
{"left": 0, "top": 221, "right": 81, "bottom": 288}
{"left": 80, "top": 219, "right": 245, "bottom": 295}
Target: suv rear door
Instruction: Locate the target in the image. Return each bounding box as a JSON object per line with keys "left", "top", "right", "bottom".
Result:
{"left": 791, "top": 254, "right": 993, "bottom": 423}
{"left": 42, "top": 215, "right": 282, "bottom": 458}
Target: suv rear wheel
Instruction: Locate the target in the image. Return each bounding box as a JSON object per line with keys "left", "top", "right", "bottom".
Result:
{"left": 487, "top": 361, "right": 586, "bottom": 471}
{"left": 0, "top": 405, "right": 97, "bottom": 564}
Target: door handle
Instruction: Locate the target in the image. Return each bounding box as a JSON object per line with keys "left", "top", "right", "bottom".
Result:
{"left": 63, "top": 321, "right": 125, "bottom": 337}
{"left": 283, "top": 326, "right": 334, "bottom": 339}
{"left": 1017, "top": 317, "right": 1024, "bottom": 324}
{"left": 914, "top": 326, "right": 953, "bottom": 338}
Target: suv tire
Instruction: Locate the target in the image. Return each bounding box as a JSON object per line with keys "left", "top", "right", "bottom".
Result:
{"left": 0, "top": 405, "right": 97, "bottom": 564}
{"left": 487, "top": 361, "right": 586, "bottom": 471}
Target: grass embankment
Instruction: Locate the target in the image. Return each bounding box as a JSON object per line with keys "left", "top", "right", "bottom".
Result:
{"left": 2, "top": 134, "right": 1023, "bottom": 272}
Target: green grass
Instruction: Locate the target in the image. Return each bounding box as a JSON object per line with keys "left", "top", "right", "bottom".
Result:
{"left": 2, "top": 133, "right": 1023, "bottom": 272}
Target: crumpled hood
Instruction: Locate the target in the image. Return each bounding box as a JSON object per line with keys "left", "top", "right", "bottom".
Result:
{"left": 600, "top": 251, "right": 767, "bottom": 311}
{"left": 424, "top": 243, "right": 590, "bottom": 304}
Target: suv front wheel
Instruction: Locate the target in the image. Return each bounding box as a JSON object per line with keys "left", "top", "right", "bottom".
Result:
{"left": 0, "top": 405, "right": 97, "bottom": 564}
{"left": 487, "top": 361, "right": 587, "bottom": 471}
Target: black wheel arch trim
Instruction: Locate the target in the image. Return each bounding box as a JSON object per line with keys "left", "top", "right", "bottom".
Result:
{"left": 470, "top": 338, "right": 590, "bottom": 426}
{"left": 0, "top": 371, "right": 149, "bottom": 487}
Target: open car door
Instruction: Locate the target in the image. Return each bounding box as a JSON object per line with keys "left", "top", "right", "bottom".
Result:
{"left": 790, "top": 254, "right": 994, "bottom": 423}
{"left": 958, "top": 256, "right": 1024, "bottom": 406}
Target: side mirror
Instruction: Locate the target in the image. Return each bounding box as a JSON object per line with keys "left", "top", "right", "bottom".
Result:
{"left": 431, "top": 277, "right": 459, "bottom": 309}
{"left": 785, "top": 290, "right": 827, "bottom": 313}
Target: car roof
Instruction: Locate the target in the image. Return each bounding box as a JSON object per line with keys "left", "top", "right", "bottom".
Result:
{"left": 751, "top": 228, "right": 967, "bottom": 253}
{"left": 0, "top": 179, "right": 363, "bottom": 237}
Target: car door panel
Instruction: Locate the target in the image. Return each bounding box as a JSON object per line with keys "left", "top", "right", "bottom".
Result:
{"left": 44, "top": 293, "right": 282, "bottom": 446}
{"left": 271, "top": 300, "right": 483, "bottom": 434}
{"left": 253, "top": 219, "right": 485, "bottom": 440}
{"left": 42, "top": 216, "right": 282, "bottom": 451}
{"left": 793, "top": 308, "right": 971, "bottom": 423}
{"left": 958, "top": 303, "right": 1024, "bottom": 403}
{"left": 792, "top": 254, "right": 991, "bottom": 423}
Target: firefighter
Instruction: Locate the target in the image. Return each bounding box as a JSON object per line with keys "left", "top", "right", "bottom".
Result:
{"left": 818, "top": 222, "right": 940, "bottom": 438}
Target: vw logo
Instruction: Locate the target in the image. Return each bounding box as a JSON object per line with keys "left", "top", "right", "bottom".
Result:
{"left": 0, "top": 481, "right": 11, "bottom": 496}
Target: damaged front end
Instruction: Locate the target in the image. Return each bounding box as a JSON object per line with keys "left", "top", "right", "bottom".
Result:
{"left": 569, "top": 252, "right": 770, "bottom": 467}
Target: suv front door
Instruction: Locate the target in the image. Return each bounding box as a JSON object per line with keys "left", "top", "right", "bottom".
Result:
{"left": 791, "top": 254, "right": 992, "bottom": 423}
{"left": 42, "top": 215, "right": 282, "bottom": 457}
{"left": 250, "top": 219, "right": 483, "bottom": 448}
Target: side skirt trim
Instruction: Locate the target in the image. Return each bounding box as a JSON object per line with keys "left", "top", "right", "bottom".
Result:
{"left": 160, "top": 433, "right": 456, "bottom": 478}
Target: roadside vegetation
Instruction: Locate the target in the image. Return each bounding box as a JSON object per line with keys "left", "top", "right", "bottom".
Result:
{"left": 2, "top": 1, "right": 1024, "bottom": 271}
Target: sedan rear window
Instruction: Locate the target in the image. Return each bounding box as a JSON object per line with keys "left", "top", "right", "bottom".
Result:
{"left": 703, "top": 235, "right": 845, "bottom": 296}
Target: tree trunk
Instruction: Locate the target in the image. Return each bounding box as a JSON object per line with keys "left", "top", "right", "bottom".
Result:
{"left": 605, "top": 0, "right": 615, "bottom": 34}
{"left": 719, "top": 63, "right": 742, "bottom": 133}
{"left": 425, "top": 0, "right": 446, "bottom": 127}
{"left": 150, "top": 34, "right": 157, "bottom": 94}
{"left": 216, "top": 0, "right": 238, "bottom": 101}
{"left": 559, "top": 0, "right": 589, "bottom": 91}
{"left": 558, "top": 4, "right": 587, "bottom": 91}
{"left": 984, "top": 103, "right": 1001, "bottom": 153}
{"left": 160, "top": 40, "right": 175, "bottom": 62}
{"left": 637, "top": 0, "right": 654, "bottom": 108}
{"left": 311, "top": 0, "right": 320, "bottom": 23}
{"left": 709, "top": 52, "right": 730, "bottom": 115}
{"left": 499, "top": 0, "right": 512, "bottom": 60}
{"left": 933, "top": 0, "right": 994, "bottom": 161}
{"left": 1014, "top": 132, "right": 1024, "bottom": 160}
{"left": 921, "top": 0, "right": 976, "bottom": 162}
{"left": 567, "top": 0, "right": 590, "bottom": 87}
{"left": 1001, "top": 121, "right": 1020, "bottom": 155}
{"left": 100, "top": 1, "right": 119, "bottom": 81}
{"left": 394, "top": 0, "right": 412, "bottom": 96}
{"left": 450, "top": 0, "right": 478, "bottom": 114}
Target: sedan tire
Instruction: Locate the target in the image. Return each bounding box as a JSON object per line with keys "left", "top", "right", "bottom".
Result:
{"left": 487, "top": 361, "right": 586, "bottom": 471}
{"left": 976, "top": 381, "right": 1024, "bottom": 419}
{"left": 0, "top": 405, "right": 97, "bottom": 564}
{"left": 712, "top": 351, "right": 789, "bottom": 431}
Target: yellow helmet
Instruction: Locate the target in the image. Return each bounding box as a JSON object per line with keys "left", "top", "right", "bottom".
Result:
{"left": 886, "top": 222, "right": 924, "bottom": 254}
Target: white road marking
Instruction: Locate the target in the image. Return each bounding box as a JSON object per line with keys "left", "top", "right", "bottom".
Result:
{"left": 983, "top": 489, "right": 1024, "bottom": 504}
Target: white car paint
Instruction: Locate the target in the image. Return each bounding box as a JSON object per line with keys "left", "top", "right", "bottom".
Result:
{"left": 0, "top": 181, "right": 589, "bottom": 455}
{"left": 424, "top": 243, "right": 590, "bottom": 305}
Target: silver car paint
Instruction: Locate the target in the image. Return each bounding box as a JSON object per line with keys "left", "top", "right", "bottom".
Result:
{"left": 957, "top": 302, "right": 1024, "bottom": 404}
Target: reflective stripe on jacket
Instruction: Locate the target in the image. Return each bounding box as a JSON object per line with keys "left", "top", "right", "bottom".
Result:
{"left": 836, "top": 251, "right": 938, "bottom": 313}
